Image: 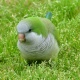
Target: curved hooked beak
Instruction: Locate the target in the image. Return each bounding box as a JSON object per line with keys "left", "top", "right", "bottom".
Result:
{"left": 18, "top": 33, "right": 26, "bottom": 42}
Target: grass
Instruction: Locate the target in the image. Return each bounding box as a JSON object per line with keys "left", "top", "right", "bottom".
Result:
{"left": 0, "top": 0, "right": 80, "bottom": 80}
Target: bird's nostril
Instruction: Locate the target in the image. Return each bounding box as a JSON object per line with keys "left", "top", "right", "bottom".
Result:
{"left": 18, "top": 34, "right": 26, "bottom": 42}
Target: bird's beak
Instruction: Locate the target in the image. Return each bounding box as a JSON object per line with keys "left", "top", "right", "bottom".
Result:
{"left": 18, "top": 33, "right": 26, "bottom": 42}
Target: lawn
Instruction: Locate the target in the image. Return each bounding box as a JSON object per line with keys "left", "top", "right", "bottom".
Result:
{"left": 0, "top": 0, "right": 80, "bottom": 80}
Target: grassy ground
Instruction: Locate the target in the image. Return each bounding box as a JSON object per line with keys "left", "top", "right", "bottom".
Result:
{"left": 0, "top": 0, "right": 80, "bottom": 80}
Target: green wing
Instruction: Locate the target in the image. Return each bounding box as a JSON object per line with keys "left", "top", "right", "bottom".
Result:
{"left": 40, "top": 18, "right": 60, "bottom": 45}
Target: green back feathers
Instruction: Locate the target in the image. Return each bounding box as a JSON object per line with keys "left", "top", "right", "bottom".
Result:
{"left": 41, "top": 18, "right": 60, "bottom": 45}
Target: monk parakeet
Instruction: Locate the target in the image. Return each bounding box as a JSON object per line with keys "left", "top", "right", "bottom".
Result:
{"left": 17, "top": 12, "right": 60, "bottom": 61}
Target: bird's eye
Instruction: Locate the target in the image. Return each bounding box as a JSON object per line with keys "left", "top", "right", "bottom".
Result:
{"left": 28, "top": 29, "right": 32, "bottom": 32}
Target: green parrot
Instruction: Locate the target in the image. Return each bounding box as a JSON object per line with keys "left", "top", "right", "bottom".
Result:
{"left": 17, "top": 12, "right": 60, "bottom": 61}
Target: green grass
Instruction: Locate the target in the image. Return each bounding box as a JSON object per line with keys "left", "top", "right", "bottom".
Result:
{"left": 0, "top": 0, "right": 80, "bottom": 80}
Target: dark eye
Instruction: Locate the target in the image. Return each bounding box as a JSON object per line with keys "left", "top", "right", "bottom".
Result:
{"left": 28, "top": 29, "right": 32, "bottom": 32}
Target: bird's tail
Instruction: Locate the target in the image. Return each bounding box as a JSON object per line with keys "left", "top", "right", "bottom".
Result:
{"left": 45, "top": 12, "right": 52, "bottom": 20}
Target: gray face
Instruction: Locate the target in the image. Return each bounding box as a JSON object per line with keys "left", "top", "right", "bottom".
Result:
{"left": 17, "top": 21, "right": 31, "bottom": 34}
{"left": 17, "top": 20, "right": 33, "bottom": 43}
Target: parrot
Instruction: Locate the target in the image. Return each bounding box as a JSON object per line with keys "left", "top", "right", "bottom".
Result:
{"left": 17, "top": 12, "right": 60, "bottom": 62}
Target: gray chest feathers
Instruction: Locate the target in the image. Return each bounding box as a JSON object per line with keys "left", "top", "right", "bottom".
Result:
{"left": 17, "top": 34, "right": 59, "bottom": 60}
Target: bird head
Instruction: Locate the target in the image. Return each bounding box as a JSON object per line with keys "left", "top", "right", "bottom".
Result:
{"left": 17, "top": 17, "right": 48, "bottom": 44}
